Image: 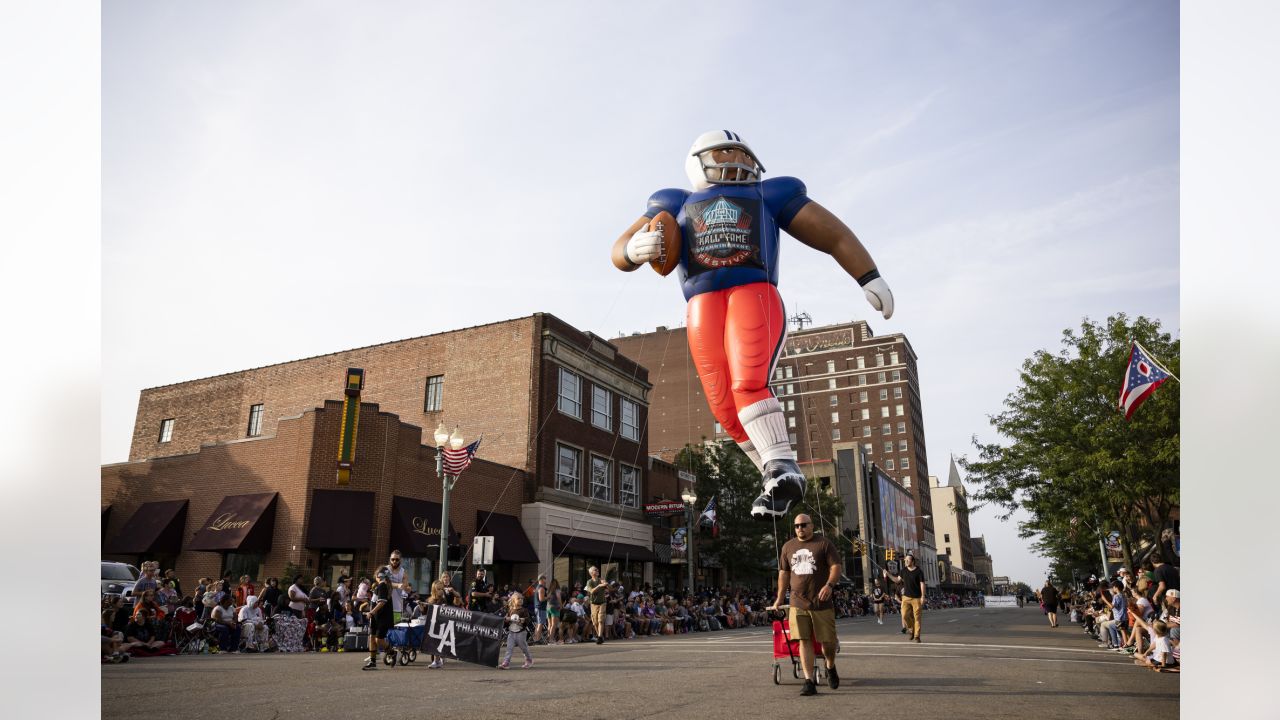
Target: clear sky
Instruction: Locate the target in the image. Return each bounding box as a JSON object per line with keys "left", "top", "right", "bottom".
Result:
{"left": 102, "top": 1, "right": 1179, "bottom": 587}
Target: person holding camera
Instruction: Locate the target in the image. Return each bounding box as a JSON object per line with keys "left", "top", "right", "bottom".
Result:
{"left": 584, "top": 566, "right": 609, "bottom": 645}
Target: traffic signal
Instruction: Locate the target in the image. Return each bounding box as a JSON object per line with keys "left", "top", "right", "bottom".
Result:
{"left": 886, "top": 549, "right": 896, "bottom": 561}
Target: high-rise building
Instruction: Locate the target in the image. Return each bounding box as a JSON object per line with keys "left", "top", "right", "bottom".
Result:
{"left": 613, "top": 319, "right": 934, "bottom": 543}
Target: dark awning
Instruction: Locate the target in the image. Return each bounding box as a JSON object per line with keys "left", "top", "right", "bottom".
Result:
{"left": 475, "top": 511, "right": 539, "bottom": 564}
{"left": 389, "top": 496, "right": 460, "bottom": 556}
{"left": 551, "top": 533, "right": 656, "bottom": 562}
{"left": 104, "top": 500, "right": 189, "bottom": 555}
{"left": 188, "top": 492, "right": 278, "bottom": 552}
{"left": 305, "top": 489, "right": 375, "bottom": 549}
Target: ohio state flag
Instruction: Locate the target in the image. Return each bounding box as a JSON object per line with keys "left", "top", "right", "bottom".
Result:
{"left": 1118, "top": 342, "right": 1172, "bottom": 420}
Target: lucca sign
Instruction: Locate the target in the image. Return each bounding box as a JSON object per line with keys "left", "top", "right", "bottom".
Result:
{"left": 208, "top": 512, "right": 252, "bottom": 531}
{"left": 413, "top": 517, "right": 443, "bottom": 536}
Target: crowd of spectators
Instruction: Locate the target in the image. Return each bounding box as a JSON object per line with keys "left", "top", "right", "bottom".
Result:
{"left": 102, "top": 559, "right": 985, "bottom": 663}
{"left": 1054, "top": 551, "right": 1181, "bottom": 672}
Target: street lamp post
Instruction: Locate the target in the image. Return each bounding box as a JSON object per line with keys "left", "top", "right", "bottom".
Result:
{"left": 434, "top": 423, "right": 465, "bottom": 585}
{"left": 681, "top": 488, "right": 697, "bottom": 595}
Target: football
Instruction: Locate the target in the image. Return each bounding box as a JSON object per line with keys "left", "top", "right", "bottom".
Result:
{"left": 648, "top": 210, "right": 681, "bottom": 276}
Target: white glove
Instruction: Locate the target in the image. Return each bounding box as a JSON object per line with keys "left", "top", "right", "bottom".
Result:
{"left": 625, "top": 224, "right": 664, "bottom": 265}
{"left": 862, "top": 276, "right": 894, "bottom": 320}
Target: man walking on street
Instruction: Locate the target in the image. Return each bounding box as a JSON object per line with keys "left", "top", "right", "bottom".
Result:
{"left": 884, "top": 551, "right": 926, "bottom": 643}
{"left": 585, "top": 566, "right": 608, "bottom": 645}
{"left": 769, "top": 513, "right": 842, "bottom": 696}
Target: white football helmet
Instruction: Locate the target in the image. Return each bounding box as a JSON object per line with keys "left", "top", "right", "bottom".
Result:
{"left": 685, "top": 129, "right": 766, "bottom": 190}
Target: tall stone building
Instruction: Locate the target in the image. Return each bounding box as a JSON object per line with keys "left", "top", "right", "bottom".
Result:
{"left": 612, "top": 319, "right": 934, "bottom": 543}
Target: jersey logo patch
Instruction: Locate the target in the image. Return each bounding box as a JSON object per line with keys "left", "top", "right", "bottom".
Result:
{"left": 685, "top": 195, "right": 762, "bottom": 272}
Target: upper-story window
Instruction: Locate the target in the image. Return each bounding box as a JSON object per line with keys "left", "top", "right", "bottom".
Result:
{"left": 619, "top": 464, "right": 640, "bottom": 508}
{"left": 247, "top": 404, "right": 264, "bottom": 437}
{"left": 591, "top": 455, "right": 613, "bottom": 502}
{"left": 558, "top": 368, "right": 582, "bottom": 419}
{"left": 424, "top": 375, "right": 444, "bottom": 412}
{"left": 826, "top": 360, "right": 836, "bottom": 373}
{"left": 620, "top": 398, "right": 640, "bottom": 441}
{"left": 158, "top": 418, "right": 174, "bottom": 443}
{"left": 890, "top": 351, "right": 899, "bottom": 364}
{"left": 556, "top": 443, "right": 581, "bottom": 494}
{"left": 592, "top": 385, "right": 613, "bottom": 430}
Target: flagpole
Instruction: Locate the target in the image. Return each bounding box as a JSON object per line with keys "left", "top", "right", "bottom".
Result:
{"left": 1133, "top": 340, "right": 1181, "bottom": 382}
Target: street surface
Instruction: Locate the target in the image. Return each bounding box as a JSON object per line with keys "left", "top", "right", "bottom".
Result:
{"left": 103, "top": 606, "right": 1177, "bottom": 719}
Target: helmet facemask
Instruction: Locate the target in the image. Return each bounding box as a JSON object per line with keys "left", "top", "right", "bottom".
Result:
{"left": 684, "top": 130, "right": 766, "bottom": 190}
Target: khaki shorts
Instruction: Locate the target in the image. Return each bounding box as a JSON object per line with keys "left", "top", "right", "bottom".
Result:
{"left": 789, "top": 607, "right": 837, "bottom": 646}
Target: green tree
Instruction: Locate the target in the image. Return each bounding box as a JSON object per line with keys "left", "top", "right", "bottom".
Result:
{"left": 959, "top": 314, "right": 1179, "bottom": 575}
{"left": 676, "top": 441, "right": 844, "bottom": 586}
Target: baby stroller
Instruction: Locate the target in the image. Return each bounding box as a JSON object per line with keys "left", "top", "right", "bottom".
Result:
{"left": 384, "top": 622, "right": 425, "bottom": 666}
{"left": 771, "top": 606, "right": 829, "bottom": 686}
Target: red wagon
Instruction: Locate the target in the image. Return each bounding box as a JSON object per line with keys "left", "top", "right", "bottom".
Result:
{"left": 770, "top": 606, "right": 830, "bottom": 685}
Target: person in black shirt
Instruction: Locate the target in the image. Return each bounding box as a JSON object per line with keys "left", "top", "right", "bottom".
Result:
{"left": 258, "top": 577, "right": 282, "bottom": 617}
{"left": 884, "top": 551, "right": 927, "bottom": 642}
{"left": 362, "top": 568, "right": 394, "bottom": 671}
{"left": 1040, "top": 580, "right": 1060, "bottom": 628}
{"left": 470, "top": 568, "right": 493, "bottom": 613}
{"left": 1150, "top": 553, "right": 1179, "bottom": 606}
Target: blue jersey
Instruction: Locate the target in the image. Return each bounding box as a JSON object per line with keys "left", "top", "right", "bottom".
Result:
{"left": 643, "top": 177, "right": 811, "bottom": 301}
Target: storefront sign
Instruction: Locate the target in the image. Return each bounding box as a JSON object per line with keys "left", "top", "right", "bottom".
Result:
{"left": 644, "top": 501, "right": 687, "bottom": 517}
{"left": 207, "top": 512, "right": 252, "bottom": 531}
{"left": 412, "top": 517, "right": 443, "bottom": 536}
{"left": 420, "top": 603, "right": 503, "bottom": 667}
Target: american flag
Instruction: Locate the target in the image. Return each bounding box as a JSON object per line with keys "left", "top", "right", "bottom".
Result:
{"left": 1118, "top": 342, "right": 1172, "bottom": 420}
{"left": 699, "top": 495, "right": 719, "bottom": 538}
{"left": 442, "top": 437, "right": 482, "bottom": 475}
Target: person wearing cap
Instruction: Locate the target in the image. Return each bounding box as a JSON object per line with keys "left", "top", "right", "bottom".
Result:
{"left": 362, "top": 568, "right": 394, "bottom": 670}
{"left": 1161, "top": 589, "right": 1180, "bottom": 643}
{"left": 884, "top": 550, "right": 927, "bottom": 643}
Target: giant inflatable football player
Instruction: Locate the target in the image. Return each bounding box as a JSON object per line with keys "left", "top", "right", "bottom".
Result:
{"left": 612, "top": 130, "right": 895, "bottom": 519}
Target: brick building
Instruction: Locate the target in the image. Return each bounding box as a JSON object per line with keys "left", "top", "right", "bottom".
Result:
{"left": 612, "top": 319, "right": 935, "bottom": 545}
{"left": 105, "top": 313, "right": 687, "bottom": 591}
{"left": 103, "top": 400, "right": 530, "bottom": 591}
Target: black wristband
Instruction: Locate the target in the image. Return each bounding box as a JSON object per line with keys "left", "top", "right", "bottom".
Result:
{"left": 856, "top": 269, "right": 881, "bottom": 287}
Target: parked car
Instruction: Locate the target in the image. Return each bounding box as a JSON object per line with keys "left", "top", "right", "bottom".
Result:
{"left": 102, "top": 561, "right": 139, "bottom": 598}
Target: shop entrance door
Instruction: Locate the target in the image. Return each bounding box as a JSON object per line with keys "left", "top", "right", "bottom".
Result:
{"left": 319, "top": 552, "right": 354, "bottom": 591}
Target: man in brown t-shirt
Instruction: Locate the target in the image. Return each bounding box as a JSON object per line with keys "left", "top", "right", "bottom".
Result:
{"left": 770, "top": 513, "right": 842, "bottom": 696}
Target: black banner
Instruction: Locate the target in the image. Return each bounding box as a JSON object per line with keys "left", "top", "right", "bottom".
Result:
{"left": 418, "top": 603, "right": 504, "bottom": 667}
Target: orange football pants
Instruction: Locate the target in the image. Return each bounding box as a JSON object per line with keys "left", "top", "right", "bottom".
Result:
{"left": 686, "top": 282, "right": 787, "bottom": 444}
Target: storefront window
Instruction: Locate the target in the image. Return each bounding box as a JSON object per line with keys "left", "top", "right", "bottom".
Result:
{"left": 402, "top": 556, "right": 433, "bottom": 594}
{"left": 318, "top": 552, "right": 354, "bottom": 590}
{"left": 223, "top": 552, "right": 266, "bottom": 582}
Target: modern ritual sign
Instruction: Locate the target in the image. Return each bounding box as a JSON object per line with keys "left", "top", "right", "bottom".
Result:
{"left": 420, "top": 603, "right": 504, "bottom": 667}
